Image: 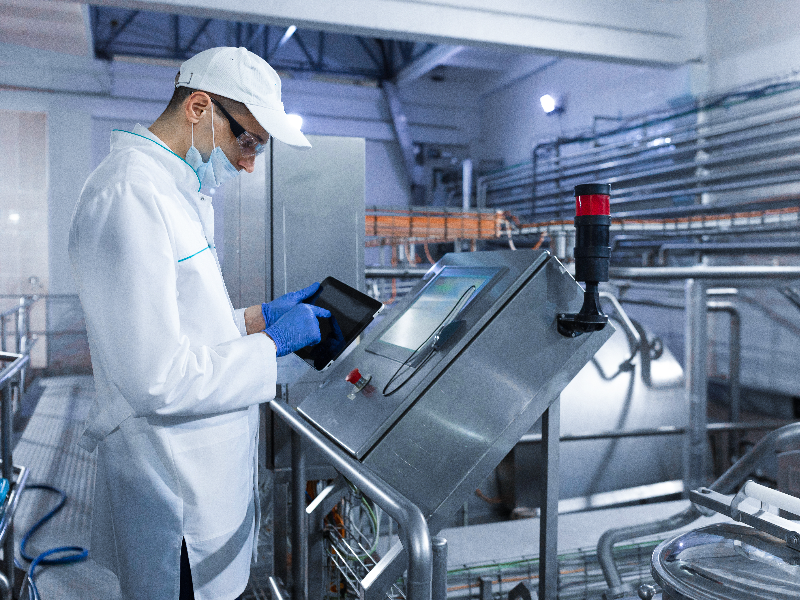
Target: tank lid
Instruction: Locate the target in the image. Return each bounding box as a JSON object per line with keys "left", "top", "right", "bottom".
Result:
{"left": 652, "top": 523, "right": 800, "bottom": 600}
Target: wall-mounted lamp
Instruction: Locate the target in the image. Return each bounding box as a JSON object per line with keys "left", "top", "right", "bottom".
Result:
{"left": 286, "top": 114, "right": 303, "bottom": 130}
{"left": 540, "top": 94, "right": 564, "bottom": 115}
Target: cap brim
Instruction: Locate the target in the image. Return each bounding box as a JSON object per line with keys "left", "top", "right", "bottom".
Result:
{"left": 247, "top": 103, "right": 312, "bottom": 149}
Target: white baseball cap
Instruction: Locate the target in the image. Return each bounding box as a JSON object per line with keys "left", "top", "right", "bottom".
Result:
{"left": 176, "top": 46, "right": 311, "bottom": 149}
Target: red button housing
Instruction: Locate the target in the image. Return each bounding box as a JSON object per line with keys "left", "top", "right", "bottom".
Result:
{"left": 345, "top": 369, "right": 362, "bottom": 384}
{"left": 575, "top": 194, "right": 610, "bottom": 216}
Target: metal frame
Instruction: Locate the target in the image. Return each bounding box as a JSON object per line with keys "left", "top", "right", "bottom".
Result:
{"left": 90, "top": 6, "right": 436, "bottom": 82}
{"left": 0, "top": 351, "right": 31, "bottom": 599}
{"left": 270, "top": 396, "right": 562, "bottom": 600}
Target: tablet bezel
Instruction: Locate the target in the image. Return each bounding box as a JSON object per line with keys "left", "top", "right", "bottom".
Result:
{"left": 294, "top": 277, "right": 384, "bottom": 370}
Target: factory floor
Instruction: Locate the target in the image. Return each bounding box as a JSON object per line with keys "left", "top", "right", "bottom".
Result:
{"left": 7, "top": 376, "right": 733, "bottom": 600}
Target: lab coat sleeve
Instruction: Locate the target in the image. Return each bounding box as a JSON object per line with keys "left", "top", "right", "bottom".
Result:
{"left": 71, "top": 178, "right": 276, "bottom": 418}
{"left": 233, "top": 308, "right": 247, "bottom": 337}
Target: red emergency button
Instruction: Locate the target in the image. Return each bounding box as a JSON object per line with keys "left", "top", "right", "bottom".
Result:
{"left": 346, "top": 369, "right": 362, "bottom": 385}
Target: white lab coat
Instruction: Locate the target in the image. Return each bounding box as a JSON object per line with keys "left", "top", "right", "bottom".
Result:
{"left": 69, "top": 125, "right": 277, "bottom": 600}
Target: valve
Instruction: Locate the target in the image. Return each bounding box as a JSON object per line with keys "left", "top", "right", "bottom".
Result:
{"left": 557, "top": 183, "right": 611, "bottom": 338}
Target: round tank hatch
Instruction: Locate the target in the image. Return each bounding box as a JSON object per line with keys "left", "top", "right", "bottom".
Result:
{"left": 652, "top": 523, "right": 800, "bottom": 599}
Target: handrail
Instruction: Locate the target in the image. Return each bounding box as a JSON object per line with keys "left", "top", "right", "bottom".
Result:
{"left": 0, "top": 352, "right": 29, "bottom": 388}
{"left": 270, "top": 400, "right": 433, "bottom": 600}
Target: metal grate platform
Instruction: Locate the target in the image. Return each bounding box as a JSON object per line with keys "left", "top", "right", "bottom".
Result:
{"left": 11, "top": 375, "right": 121, "bottom": 598}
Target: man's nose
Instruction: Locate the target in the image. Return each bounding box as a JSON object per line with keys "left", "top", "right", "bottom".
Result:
{"left": 238, "top": 154, "right": 256, "bottom": 173}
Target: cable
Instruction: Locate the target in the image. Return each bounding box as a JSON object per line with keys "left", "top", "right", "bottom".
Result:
{"left": 17, "top": 484, "right": 88, "bottom": 600}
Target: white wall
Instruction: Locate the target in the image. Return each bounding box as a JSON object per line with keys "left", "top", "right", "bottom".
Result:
{"left": 707, "top": 0, "right": 800, "bottom": 92}
{"left": 0, "top": 41, "right": 479, "bottom": 294}
{"left": 478, "top": 57, "right": 693, "bottom": 168}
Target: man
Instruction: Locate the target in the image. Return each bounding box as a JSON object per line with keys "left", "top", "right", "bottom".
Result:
{"left": 69, "top": 47, "right": 326, "bottom": 599}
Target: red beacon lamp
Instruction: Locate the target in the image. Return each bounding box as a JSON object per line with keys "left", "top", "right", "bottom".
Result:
{"left": 557, "top": 183, "right": 611, "bottom": 338}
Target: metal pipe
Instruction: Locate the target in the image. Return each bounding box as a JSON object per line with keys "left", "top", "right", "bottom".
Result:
{"left": 598, "top": 421, "right": 800, "bottom": 595}
{"left": 610, "top": 265, "right": 800, "bottom": 280}
{"left": 431, "top": 537, "right": 447, "bottom": 600}
{"left": 685, "top": 279, "right": 708, "bottom": 494}
{"left": 367, "top": 264, "right": 800, "bottom": 281}
{"left": 270, "top": 400, "right": 433, "bottom": 600}
{"left": 291, "top": 430, "right": 308, "bottom": 600}
{"left": 707, "top": 302, "right": 742, "bottom": 463}
{"left": 517, "top": 421, "right": 783, "bottom": 444}
{"left": 658, "top": 241, "right": 800, "bottom": 265}
{"left": 366, "top": 267, "right": 430, "bottom": 279}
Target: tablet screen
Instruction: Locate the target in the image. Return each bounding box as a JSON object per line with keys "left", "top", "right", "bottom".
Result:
{"left": 294, "top": 277, "right": 383, "bottom": 370}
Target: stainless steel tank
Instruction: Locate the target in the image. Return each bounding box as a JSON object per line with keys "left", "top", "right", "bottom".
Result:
{"left": 652, "top": 522, "right": 800, "bottom": 599}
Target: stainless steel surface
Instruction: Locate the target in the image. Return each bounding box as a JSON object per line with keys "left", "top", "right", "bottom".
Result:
{"left": 684, "top": 279, "right": 708, "bottom": 493}
{"left": 539, "top": 398, "right": 559, "bottom": 600}
{"left": 652, "top": 522, "right": 800, "bottom": 600}
{"left": 270, "top": 400, "right": 433, "bottom": 600}
{"left": 291, "top": 431, "right": 308, "bottom": 600}
{"left": 365, "top": 267, "right": 430, "bottom": 279}
{"left": 272, "top": 135, "right": 366, "bottom": 298}
{"left": 269, "top": 576, "right": 289, "bottom": 600}
{"left": 691, "top": 483, "right": 800, "bottom": 549}
{"left": 223, "top": 135, "right": 365, "bottom": 307}
{"left": 610, "top": 265, "right": 800, "bottom": 281}
{"left": 300, "top": 251, "right": 550, "bottom": 459}
{"left": 359, "top": 255, "right": 612, "bottom": 531}
{"left": 519, "top": 421, "right": 782, "bottom": 443}
{"left": 431, "top": 537, "right": 447, "bottom": 600}
{"left": 296, "top": 249, "right": 612, "bottom": 600}
{"left": 507, "top": 320, "right": 685, "bottom": 507}
{"left": 707, "top": 302, "right": 741, "bottom": 462}
{"left": 598, "top": 422, "right": 800, "bottom": 593}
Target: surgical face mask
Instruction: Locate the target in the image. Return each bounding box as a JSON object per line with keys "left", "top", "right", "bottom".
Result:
{"left": 185, "top": 104, "right": 240, "bottom": 195}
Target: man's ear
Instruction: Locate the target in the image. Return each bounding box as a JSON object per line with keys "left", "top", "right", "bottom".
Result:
{"left": 185, "top": 91, "right": 211, "bottom": 124}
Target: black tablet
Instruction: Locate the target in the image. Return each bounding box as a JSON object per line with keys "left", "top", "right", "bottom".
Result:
{"left": 294, "top": 277, "right": 384, "bottom": 370}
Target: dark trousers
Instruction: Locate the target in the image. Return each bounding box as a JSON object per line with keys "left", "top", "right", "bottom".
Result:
{"left": 180, "top": 538, "right": 245, "bottom": 600}
{"left": 180, "top": 538, "right": 195, "bottom": 600}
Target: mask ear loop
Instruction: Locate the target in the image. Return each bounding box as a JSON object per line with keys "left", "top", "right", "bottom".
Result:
{"left": 211, "top": 102, "right": 216, "bottom": 148}
{"left": 191, "top": 121, "right": 194, "bottom": 148}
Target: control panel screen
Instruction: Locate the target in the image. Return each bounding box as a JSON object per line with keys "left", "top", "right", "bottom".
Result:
{"left": 379, "top": 268, "right": 494, "bottom": 352}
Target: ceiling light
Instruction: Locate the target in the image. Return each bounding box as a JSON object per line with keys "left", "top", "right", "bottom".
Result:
{"left": 8, "top": 212, "right": 19, "bottom": 223}
{"left": 286, "top": 114, "right": 303, "bottom": 130}
{"left": 540, "top": 94, "right": 564, "bottom": 115}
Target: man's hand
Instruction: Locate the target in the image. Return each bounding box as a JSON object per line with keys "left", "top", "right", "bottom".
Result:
{"left": 244, "top": 282, "right": 320, "bottom": 334}
{"left": 264, "top": 304, "right": 330, "bottom": 357}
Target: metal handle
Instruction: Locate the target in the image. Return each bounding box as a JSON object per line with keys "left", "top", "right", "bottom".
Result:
{"left": 731, "top": 480, "right": 800, "bottom": 520}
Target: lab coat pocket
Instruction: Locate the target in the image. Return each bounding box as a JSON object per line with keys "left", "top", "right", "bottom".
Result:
{"left": 169, "top": 416, "right": 252, "bottom": 541}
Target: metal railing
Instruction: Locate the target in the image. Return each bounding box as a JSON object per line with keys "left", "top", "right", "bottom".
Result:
{"left": 270, "top": 400, "right": 437, "bottom": 600}
{"left": 0, "top": 351, "right": 31, "bottom": 599}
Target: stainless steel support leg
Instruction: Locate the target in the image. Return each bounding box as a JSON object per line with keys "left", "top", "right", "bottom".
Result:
{"left": 685, "top": 279, "right": 708, "bottom": 491}
{"left": 274, "top": 479, "right": 289, "bottom": 585}
{"left": 539, "top": 396, "right": 560, "bottom": 600}
{"left": 2, "top": 381, "right": 13, "bottom": 595}
{"left": 708, "top": 302, "right": 741, "bottom": 463}
{"left": 291, "top": 430, "right": 308, "bottom": 600}
{"left": 431, "top": 537, "right": 447, "bottom": 600}
{"left": 479, "top": 577, "right": 492, "bottom": 600}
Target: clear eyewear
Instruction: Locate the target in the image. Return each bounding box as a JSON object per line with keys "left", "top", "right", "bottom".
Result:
{"left": 210, "top": 98, "right": 268, "bottom": 157}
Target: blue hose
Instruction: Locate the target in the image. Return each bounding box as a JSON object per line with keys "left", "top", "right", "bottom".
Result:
{"left": 18, "top": 484, "right": 88, "bottom": 600}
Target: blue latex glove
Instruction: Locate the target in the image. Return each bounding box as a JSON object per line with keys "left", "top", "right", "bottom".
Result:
{"left": 261, "top": 282, "right": 320, "bottom": 329}
{"left": 264, "top": 303, "right": 331, "bottom": 357}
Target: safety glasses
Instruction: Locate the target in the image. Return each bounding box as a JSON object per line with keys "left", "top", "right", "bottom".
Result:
{"left": 210, "top": 97, "right": 268, "bottom": 157}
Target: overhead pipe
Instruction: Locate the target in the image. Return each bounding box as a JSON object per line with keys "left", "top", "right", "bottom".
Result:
{"left": 658, "top": 241, "right": 800, "bottom": 265}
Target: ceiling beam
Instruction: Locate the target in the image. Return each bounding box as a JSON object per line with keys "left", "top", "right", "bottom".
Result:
{"left": 393, "top": 44, "right": 463, "bottom": 85}
{"left": 67, "top": 0, "right": 706, "bottom": 66}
